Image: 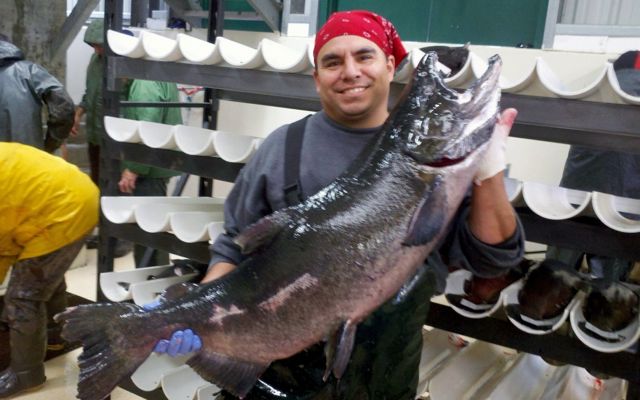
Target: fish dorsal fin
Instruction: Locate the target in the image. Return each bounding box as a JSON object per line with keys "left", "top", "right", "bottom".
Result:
{"left": 187, "top": 351, "right": 269, "bottom": 398}
{"left": 323, "top": 320, "right": 357, "bottom": 381}
{"left": 158, "top": 282, "right": 200, "bottom": 303}
{"left": 403, "top": 176, "right": 446, "bottom": 246}
{"left": 234, "top": 212, "right": 292, "bottom": 255}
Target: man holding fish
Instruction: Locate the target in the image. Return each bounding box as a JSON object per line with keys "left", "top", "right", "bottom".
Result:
{"left": 159, "top": 10, "right": 524, "bottom": 399}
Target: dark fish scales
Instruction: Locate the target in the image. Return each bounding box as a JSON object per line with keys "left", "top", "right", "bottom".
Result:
{"left": 55, "top": 53, "right": 502, "bottom": 399}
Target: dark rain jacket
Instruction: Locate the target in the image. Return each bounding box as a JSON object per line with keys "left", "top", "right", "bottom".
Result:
{"left": 560, "top": 52, "right": 640, "bottom": 198}
{"left": 80, "top": 19, "right": 106, "bottom": 146}
{"left": 0, "top": 41, "right": 74, "bottom": 150}
{"left": 211, "top": 111, "right": 525, "bottom": 399}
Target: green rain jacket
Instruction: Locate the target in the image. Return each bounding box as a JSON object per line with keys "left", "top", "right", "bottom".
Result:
{"left": 0, "top": 41, "right": 74, "bottom": 150}
{"left": 122, "top": 79, "right": 182, "bottom": 178}
{"left": 79, "top": 19, "right": 106, "bottom": 146}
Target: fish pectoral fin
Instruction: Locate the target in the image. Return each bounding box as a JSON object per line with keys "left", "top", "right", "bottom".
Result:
{"left": 187, "top": 351, "right": 269, "bottom": 398}
{"left": 234, "top": 212, "right": 292, "bottom": 255}
{"left": 323, "top": 320, "right": 357, "bottom": 381}
{"left": 403, "top": 177, "right": 446, "bottom": 246}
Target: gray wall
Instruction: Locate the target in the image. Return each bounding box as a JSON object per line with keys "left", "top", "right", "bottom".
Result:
{"left": 0, "top": 0, "right": 68, "bottom": 81}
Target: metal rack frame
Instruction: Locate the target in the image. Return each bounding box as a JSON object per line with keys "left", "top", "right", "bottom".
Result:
{"left": 101, "top": 0, "right": 640, "bottom": 396}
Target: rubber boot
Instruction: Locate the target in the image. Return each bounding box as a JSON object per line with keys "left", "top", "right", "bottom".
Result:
{"left": 0, "top": 328, "right": 47, "bottom": 397}
{"left": 46, "top": 283, "right": 68, "bottom": 352}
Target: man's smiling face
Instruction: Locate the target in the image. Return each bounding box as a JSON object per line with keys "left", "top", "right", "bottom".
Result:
{"left": 313, "top": 35, "right": 395, "bottom": 129}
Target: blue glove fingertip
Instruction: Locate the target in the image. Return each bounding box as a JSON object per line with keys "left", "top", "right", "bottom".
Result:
{"left": 154, "top": 339, "right": 169, "bottom": 353}
{"left": 167, "top": 331, "right": 183, "bottom": 357}
{"left": 192, "top": 334, "right": 202, "bottom": 352}
{"left": 180, "top": 329, "right": 194, "bottom": 355}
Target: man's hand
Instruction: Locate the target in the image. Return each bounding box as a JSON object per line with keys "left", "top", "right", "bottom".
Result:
{"left": 474, "top": 108, "right": 518, "bottom": 185}
{"left": 71, "top": 107, "right": 84, "bottom": 137}
{"left": 44, "top": 134, "right": 63, "bottom": 153}
{"left": 154, "top": 329, "right": 202, "bottom": 357}
{"left": 118, "top": 169, "right": 138, "bottom": 193}
{"left": 143, "top": 300, "right": 202, "bottom": 356}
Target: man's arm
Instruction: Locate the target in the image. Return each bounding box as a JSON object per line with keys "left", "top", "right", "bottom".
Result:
{"left": 468, "top": 108, "right": 518, "bottom": 244}
{"left": 43, "top": 88, "right": 75, "bottom": 152}
{"left": 202, "top": 262, "right": 237, "bottom": 283}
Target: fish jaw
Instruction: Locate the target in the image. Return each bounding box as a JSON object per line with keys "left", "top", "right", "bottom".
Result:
{"left": 391, "top": 52, "right": 502, "bottom": 169}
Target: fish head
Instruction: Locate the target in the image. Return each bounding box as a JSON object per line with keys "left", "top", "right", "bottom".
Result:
{"left": 391, "top": 52, "right": 502, "bottom": 169}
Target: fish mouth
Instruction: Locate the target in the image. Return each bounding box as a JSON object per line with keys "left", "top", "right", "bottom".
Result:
{"left": 396, "top": 52, "right": 502, "bottom": 167}
{"left": 424, "top": 155, "right": 467, "bottom": 168}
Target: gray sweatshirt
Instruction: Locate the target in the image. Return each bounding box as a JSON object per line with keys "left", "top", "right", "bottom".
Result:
{"left": 210, "top": 110, "right": 524, "bottom": 290}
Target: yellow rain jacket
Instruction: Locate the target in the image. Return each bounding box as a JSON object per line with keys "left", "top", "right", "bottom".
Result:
{"left": 0, "top": 143, "right": 99, "bottom": 281}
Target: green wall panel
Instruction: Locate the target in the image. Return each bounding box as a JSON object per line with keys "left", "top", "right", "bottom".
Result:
{"left": 427, "top": 0, "right": 549, "bottom": 47}
{"left": 333, "top": 0, "right": 430, "bottom": 41}
{"left": 328, "top": 0, "right": 549, "bottom": 48}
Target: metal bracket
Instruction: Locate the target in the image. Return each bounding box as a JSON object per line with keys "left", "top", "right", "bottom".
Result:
{"left": 49, "top": 0, "right": 101, "bottom": 62}
{"left": 246, "top": 0, "right": 282, "bottom": 32}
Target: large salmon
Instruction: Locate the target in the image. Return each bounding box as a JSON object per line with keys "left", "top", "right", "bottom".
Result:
{"left": 56, "top": 52, "right": 502, "bottom": 399}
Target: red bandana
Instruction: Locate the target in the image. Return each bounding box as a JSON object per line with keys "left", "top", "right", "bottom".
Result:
{"left": 314, "top": 10, "right": 408, "bottom": 68}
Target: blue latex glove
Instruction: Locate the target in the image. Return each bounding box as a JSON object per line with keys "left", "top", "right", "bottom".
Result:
{"left": 153, "top": 329, "right": 202, "bottom": 356}
{"left": 143, "top": 300, "right": 202, "bottom": 356}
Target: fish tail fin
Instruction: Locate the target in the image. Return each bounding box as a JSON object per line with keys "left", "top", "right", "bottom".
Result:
{"left": 55, "top": 303, "right": 155, "bottom": 400}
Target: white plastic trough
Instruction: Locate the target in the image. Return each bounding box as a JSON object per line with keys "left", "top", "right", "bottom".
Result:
{"left": 570, "top": 290, "right": 640, "bottom": 353}
{"left": 177, "top": 33, "right": 222, "bottom": 65}
{"left": 138, "top": 120, "right": 177, "bottom": 149}
{"left": 104, "top": 116, "right": 140, "bottom": 143}
{"left": 522, "top": 181, "right": 592, "bottom": 220}
{"left": 141, "top": 30, "right": 183, "bottom": 62}
{"left": 543, "top": 367, "right": 627, "bottom": 399}
{"left": 536, "top": 57, "right": 608, "bottom": 99}
{"left": 99, "top": 264, "right": 173, "bottom": 302}
{"left": 207, "top": 221, "right": 225, "bottom": 243}
{"left": 217, "top": 36, "right": 264, "bottom": 69}
{"left": 132, "top": 353, "right": 189, "bottom": 392}
{"left": 214, "top": 131, "right": 262, "bottom": 163}
{"left": 470, "top": 52, "right": 537, "bottom": 93}
{"left": 101, "top": 196, "right": 180, "bottom": 224}
{"left": 503, "top": 280, "right": 579, "bottom": 335}
{"left": 504, "top": 177, "right": 524, "bottom": 206}
{"left": 444, "top": 269, "right": 510, "bottom": 319}
{"left": 196, "top": 384, "right": 223, "bottom": 400}
{"left": 173, "top": 125, "right": 218, "bottom": 156}
{"left": 161, "top": 365, "right": 212, "bottom": 400}
{"left": 442, "top": 51, "right": 474, "bottom": 88}
{"left": 134, "top": 199, "right": 225, "bottom": 233}
{"left": 107, "top": 29, "right": 145, "bottom": 58}
{"left": 592, "top": 192, "right": 640, "bottom": 234}
{"left": 170, "top": 211, "right": 225, "bottom": 243}
{"left": 416, "top": 329, "right": 464, "bottom": 396}
{"left": 261, "top": 38, "right": 311, "bottom": 73}
{"left": 428, "top": 341, "right": 513, "bottom": 400}
{"left": 481, "top": 353, "right": 559, "bottom": 400}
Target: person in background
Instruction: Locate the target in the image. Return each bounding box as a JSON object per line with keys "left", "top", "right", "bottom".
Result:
{"left": 72, "top": 19, "right": 132, "bottom": 257}
{"left": 118, "top": 79, "right": 182, "bottom": 267}
{"left": 0, "top": 142, "right": 98, "bottom": 398}
{"left": 72, "top": 19, "right": 106, "bottom": 185}
{"left": 153, "top": 10, "right": 524, "bottom": 399}
{"left": 0, "top": 34, "right": 74, "bottom": 152}
{"left": 546, "top": 50, "right": 640, "bottom": 283}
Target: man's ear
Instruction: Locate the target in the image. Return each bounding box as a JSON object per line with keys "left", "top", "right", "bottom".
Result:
{"left": 312, "top": 68, "right": 321, "bottom": 93}
{"left": 387, "top": 56, "right": 396, "bottom": 78}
